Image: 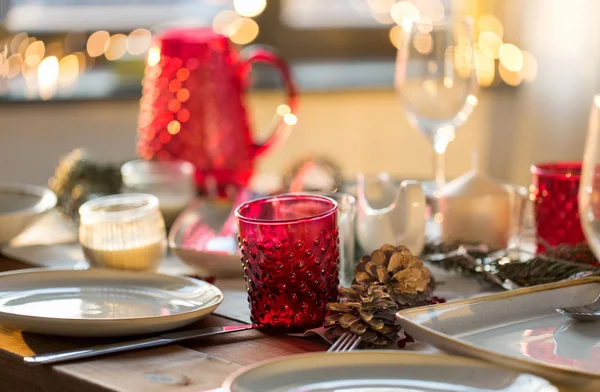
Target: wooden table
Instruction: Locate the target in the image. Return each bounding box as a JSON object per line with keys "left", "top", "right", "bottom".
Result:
{"left": 0, "top": 256, "right": 328, "bottom": 392}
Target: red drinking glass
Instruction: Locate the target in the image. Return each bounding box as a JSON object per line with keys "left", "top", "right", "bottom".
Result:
{"left": 235, "top": 194, "right": 339, "bottom": 331}
{"left": 137, "top": 28, "right": 299, "bottom": 195}
{"left": 531, "top": 162, "right": 585, "bottom": 252}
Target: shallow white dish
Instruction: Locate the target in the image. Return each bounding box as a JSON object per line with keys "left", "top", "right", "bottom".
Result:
{"left": 168, "top": 197, "right": 246, "bottom": 278}
{"left": 222, "top": 351, "right": 557, "bottom": 392}
{"left": 397, "top": 277, "right": 600, "bottom": 390}
{"left": 0, "top": 183, "right": 57, "bottom": 245}
{"left": 0, "top": 268, "right": 223, "bottom": 337}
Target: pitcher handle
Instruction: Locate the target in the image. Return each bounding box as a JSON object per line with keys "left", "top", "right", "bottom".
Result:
{"left": 399, "top": 180, "right": 426, "bottom": 254}
{"left": 239, "top": 45, "right": 299, "bottom": 158}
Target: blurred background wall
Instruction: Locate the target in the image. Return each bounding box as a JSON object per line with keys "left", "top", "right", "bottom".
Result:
{"left": 0, "top": 0, "right": 598, "bottom": 188}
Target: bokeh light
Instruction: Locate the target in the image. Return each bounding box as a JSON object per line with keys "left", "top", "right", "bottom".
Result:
{"left": 167, "top": 120, "right": 181, "bottom": 135}
{"left": 24, "top": 41, "right": 45, "bottom": 67}
{"left": 521, "top": 50, "right": 538, "bottom": 82}
{"left": 87, "top": 31, "right": 110, "bottom": 57}
{"left": 283, "top": 113, "right": 298, "bottom": 126}
{"left": 127, "top": 29, "right": 152, "bottom": 55}
{"left": 277, "top": 104, "right": 291, "bottom": 116}
{"left": 147, "top": 46, "right": 161, "bottom": 66}
{"left": 73, "top": 51, "right": 87, "bottom": 72}
{"left": 10, "top": 33, "right": 28, "bottom": 55}
{"left": 169, "top": 79, "right": 181, "bottom": 93}
{"left": 413, "top": 32, "right": 433, "bottom": 55}
{"left": 105, "top": 34, "right": 128, "bottom": 60}
{"left": 21, "top": 60, "right": 37, "bottom": 81}
{"left": 478, "top": 14, "right": 504, "bottom": 38}
{"left": 177, "top": 88, "right": 190, "bottom": 102}
{"left": 233, "top": 0, "right": 267, "bottom": 18}
{"left": 58, "top": 54, "right": 79, "bottom": 87}
{"left": 389, "top": 25, "right": 403, "bottom": 49}
{"left": 229, "top": 17, "right": 260, "bottom": 45}
{"left": 498, "top": 43, "right": 523, "bottom": 72}
{"left": 18, "top": 37, "right": 35, "bottom": 57}
{"left": 498, "top": 62, "right": 522, "bottom": 86}
{"left": 390, "top": 2, "right": 420, "bottom": 25}
{"left": 478, "top": 31, "right": 502, "bottom": 59}
{"left": 416, "top": 17, "right": 434, "bottom": 33}
{"left": 213, "top": 10, "right": 241, "bottom": 36}
{"left": 176, "top": 68, "right": 190, "bottom": 81}
{"left": 38, "top": 56, "right": 59, "bottom": 88}
{"left": 474, "top": 45, "right": 495, "bottom": 87}
{"left": 7, "top": 54, "right": 22, "bottom": 78}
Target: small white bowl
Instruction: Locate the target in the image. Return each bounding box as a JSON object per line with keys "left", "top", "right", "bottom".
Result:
{"left": 0, "top": 183, "right": 57, "bottom": 245}
{"left": 168, "top": 197, "right": 243, "bottom": 278}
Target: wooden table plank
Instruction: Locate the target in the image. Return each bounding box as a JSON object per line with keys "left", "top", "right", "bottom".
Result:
{"left": 56, "top": 345, "right": 242, "bottom": 392}
{"left": 0, "top": 255, "right": 327, "bottom": 392}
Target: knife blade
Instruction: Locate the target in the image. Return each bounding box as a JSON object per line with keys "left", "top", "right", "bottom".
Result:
{"left": 23, "top": 324, "right": 254, "bottom": 365}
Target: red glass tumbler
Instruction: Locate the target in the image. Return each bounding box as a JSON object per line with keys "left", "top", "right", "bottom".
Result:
{"left": 531, "top": 162, "right": 585, "bottom": 252}
{"left": 235, "top": 194, "right": 339, "bottom": 331}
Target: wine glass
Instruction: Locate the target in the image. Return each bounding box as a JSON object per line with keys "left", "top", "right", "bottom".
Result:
{"left": 395, "top": 17, "right": 478, "bottom": 187}
{"left": 579, "top": 94, "right": 600, "bottom": 257}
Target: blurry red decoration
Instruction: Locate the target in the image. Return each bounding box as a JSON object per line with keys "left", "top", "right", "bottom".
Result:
{"left": 137, "top": 28, "right": 299, "bottom": 195}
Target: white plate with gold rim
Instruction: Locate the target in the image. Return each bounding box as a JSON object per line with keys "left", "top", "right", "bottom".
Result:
{"left": 397, "top": 277, "right": 600, "bottom": 391}
{"left": 0, "top": 268, "right": 223, "bottom": 337}
{"left": 222, "top": 351, "right": 558, "bottom": 392}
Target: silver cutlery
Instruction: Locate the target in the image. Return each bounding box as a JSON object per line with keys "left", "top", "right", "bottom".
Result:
{"left": 327, "top": 332, "right": 361, "bottom": 353}
{"left": 24, "top": 324, "right": 253, "bottom": 365}
{"left": 556, "top": 295, "right": 600, "bottom": 321}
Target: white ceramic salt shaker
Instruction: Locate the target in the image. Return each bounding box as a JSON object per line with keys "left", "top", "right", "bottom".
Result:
{"left": 438, "top": 152, "right": 516, "bottom": 249}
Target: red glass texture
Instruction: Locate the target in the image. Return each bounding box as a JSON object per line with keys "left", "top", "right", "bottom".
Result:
{"left": 235, "top": 194, "right": 339, "bottom": 331}
{"left": 531, "top": 162, "right": 585, "bottom": 252}
{"left": 137, "top": 28, "right": 299, "bottom": 195}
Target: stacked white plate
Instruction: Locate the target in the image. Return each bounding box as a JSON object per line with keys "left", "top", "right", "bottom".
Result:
{"left": 0, "top": 268, "right": 223, "bottom": 337}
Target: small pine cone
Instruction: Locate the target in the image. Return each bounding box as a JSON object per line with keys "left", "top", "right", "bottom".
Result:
{"left": 49, "top": 149, "right": 122, "bottom": 224}
{"left": 354, "top": 244, "right": 434, "bottom": 307}
{"left": 325, "top": 284, "right": 399, "bottom": 348}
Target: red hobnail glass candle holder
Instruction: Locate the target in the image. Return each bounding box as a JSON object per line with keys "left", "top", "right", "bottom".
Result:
{"left": 235, "top": 194, "right": 339, "bottom": 331}
{"left": 531, "top": 162, "right": 585, "bottom": 252}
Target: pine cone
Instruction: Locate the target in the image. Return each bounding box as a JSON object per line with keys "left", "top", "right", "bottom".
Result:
{"left": 325, "top": 284, "right": 399, "bottom": 347}
{"left": 354, "top": 244, "right": 434, "bottom": 308}
{"left": 49, "top": 149, "right": 123, "bottom": 224}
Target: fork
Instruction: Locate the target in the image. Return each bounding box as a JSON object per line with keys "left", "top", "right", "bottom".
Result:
{"left": 556, "top": 294, "right": 600, "bottom": 321}
{"left": 327, "top": 332, "right": 361, "bottom": 352}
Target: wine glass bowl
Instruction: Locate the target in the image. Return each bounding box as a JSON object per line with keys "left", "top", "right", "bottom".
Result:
{"left": 579, "top": 95, "right": 600, "bottom": 258}
{"left": 395, "top": 18, "right": 478, "bottom": 186}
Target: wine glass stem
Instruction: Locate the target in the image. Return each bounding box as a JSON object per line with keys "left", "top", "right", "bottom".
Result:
{"left": 434, "top": 148, "right": 445, "bottom": 188}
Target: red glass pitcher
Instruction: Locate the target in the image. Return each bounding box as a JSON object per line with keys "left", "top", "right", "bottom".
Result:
{"left": 137, "top": 28, "right": 299, "bottom": 195}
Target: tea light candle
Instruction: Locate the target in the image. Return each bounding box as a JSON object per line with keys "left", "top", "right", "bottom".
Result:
{"left": 79, "top": 194, "right": 167, "bottom": 270}
{"left": 121, "top": 160, "right": 195, "bottom": 228}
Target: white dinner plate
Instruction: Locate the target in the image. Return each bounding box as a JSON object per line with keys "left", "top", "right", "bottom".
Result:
{"left": 397, "top": 277, "right": 600, "bottom": 391}
{"left": 0, "top": 268, "right": 223, "bottom": 337}
{"left": 222, "top": 351, "right": 558, "bottom": 392}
